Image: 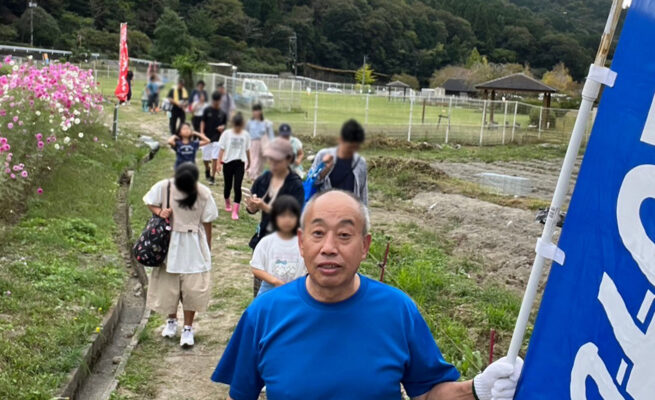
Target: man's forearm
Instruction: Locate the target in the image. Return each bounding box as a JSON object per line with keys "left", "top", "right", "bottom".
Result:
{"left": 415, "top": 380, "right": 474, "bottom": 400}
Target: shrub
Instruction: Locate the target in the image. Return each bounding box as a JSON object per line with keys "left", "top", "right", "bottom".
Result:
{"left": 0, "top": 55, "right": 104, "bottom": 214}
{"left": 528, "top": 107, "right": 556, "bottom": 128}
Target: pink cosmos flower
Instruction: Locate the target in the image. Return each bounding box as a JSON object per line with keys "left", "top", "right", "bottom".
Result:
{"left": 4, "top": 168, "right": 10, "bottom": 174}
{"left": 21, "top": 171, "right": 28, "bottom": 178}
{"left": 37, "top": 188, "right": 43, "bottom": 195}
{"left": 35, "top": 133, "right": 43, "bottom": 141}
{"left": 10, "top": 173, "right": 15, "bottom": 179}
{"left": 7, "top": 123, "right": 13, "bottom": 129}
{"left": 12, "top": 116, "right": 18, "bottom": 122}
{"left": 37, "top": 141, "right": 44, "bottom": 149}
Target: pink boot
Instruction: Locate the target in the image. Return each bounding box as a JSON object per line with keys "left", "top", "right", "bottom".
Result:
{"left": 224, "top": 199, "right": 232, "bottom": 212}
{"left": 231, "top": 203, "right": 240, "bottom": 220}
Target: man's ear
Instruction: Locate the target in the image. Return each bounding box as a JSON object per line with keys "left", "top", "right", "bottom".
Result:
{"left": 361, "top": 234, "right": 372, "bottom": 261}
{"left": 297, "top": 228, "right": 304, "bottom": 257}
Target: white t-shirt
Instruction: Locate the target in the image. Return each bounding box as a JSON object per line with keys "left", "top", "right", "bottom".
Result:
{"left": 218, "top": 129, "right": 251, "bottom": 164}
{"left": 143, "top": 180, "right": 218, "bottom": 274}
{"left": 192, "top": 101, "right": 207, "bottom": 117}
{"left": 250, "top": 232, "right": 307, "bottom": 283}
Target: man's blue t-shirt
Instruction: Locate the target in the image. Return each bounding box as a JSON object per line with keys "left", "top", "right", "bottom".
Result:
{"left": 211, "top": 274, "right": 459, "bottom": 400}
{"left": 174, "top": 140, "right": 199, "bottom": 168}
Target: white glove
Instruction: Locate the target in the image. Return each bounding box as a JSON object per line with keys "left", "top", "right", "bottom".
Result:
{"left": 473, "top": 357, "right": 523, "bottom": 400}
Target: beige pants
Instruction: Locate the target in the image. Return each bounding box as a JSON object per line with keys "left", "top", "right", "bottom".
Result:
{"left": 248, "top": 136, "right": 268, "bottom": 180}
{"left": 146, "top": 267, "right": 211, "bottom": 315}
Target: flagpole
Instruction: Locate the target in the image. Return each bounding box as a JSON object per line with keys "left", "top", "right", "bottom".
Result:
{"left": 506, "top": 0, "right": 625, "bottom": 364}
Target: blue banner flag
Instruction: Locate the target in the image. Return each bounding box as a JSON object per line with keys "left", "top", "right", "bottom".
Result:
{"left": 515, "top": 1, "right": 655, "bottom": 399}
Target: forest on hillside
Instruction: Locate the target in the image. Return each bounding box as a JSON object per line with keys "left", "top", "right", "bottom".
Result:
{"left": 0, "top": 0, "right": 612, "bottom": 82}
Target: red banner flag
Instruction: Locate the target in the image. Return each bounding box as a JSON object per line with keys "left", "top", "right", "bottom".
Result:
{"left": 114, "top": 23, "right": 129, "bottom": 102}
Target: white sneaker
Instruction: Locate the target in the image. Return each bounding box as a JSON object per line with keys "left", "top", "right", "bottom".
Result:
{"left": 180, "top": 326, "right": 194, "bottom": 347}
{"left": 162, "top": 318, "right": 178, "bottom": 338}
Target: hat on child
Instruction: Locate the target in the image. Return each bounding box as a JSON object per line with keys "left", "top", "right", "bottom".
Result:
{"left": 278, "top": 123, "right": 292, "bottom": 137}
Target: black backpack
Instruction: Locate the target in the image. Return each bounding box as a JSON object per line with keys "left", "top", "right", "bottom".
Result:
{"left": 133, "top": 181, "right": 172, "bottom": 267}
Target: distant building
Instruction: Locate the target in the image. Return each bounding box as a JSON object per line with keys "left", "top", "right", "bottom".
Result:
{"left": 441, "top": 79, "right": 476, "bottom": 98}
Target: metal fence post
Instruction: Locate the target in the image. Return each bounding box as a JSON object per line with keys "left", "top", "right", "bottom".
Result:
{"left": 445, "top": 97, "right": 452, "bottom": 144}
{"left": 479, "top": 100, "right": 487, "bottom": 146}
{"left": 407, "top": 96, "right": 414, "bottom": 142}
{"left": 212, "top": 73, "right": 216, "bottom": 91}
{"left": 511, "top": 101, "right": 518, "bottom": 143}
{"left": 364, "top": 94, "right": 370, "bottom": 127}
{"left": 112, "top": 103, "right": 119, "bottom": 140}
{"left": 502, "top": 100, "right": 508, "bottom": 145}
{"left": 538, "top": 106, "right": 543, "bottom": 138}
{"left": 312, "top": 93, "right": 319, "bottom": 137}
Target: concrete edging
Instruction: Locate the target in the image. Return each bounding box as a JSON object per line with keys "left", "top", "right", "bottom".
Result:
{"left": 57, "top": 295, "right": 125, "bottom": 399}
{"left": 55, "top": 145, "right": 157, "bottom": 400}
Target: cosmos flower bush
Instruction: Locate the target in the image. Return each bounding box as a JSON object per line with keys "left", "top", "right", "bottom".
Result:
{"left": 0, "top": 55, "right": 104, "bottom": 194}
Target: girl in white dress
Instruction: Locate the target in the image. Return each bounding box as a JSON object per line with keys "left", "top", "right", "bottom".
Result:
{"left": 250, "top": 195, "right": 306, "bottom": 296}
{"left": 143, "top": 163, "right": 218, "bottom": 347}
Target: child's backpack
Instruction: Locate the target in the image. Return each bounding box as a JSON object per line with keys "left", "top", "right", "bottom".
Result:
{"left": 132, "top": 181, "right": 172, "bottom": 267}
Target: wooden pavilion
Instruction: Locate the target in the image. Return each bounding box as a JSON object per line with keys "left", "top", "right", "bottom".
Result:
{"left": 386, "top": 80, "right": 411, "bottom": 101}
{"left": 475, "top": 73, "right": 557, "bottom": 126}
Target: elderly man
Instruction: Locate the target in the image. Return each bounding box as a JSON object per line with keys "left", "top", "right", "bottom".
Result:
{"left": 212, "top": 191, "right": 523, "bottom": 400}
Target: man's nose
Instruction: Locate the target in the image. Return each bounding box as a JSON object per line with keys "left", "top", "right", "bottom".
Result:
{"left": 320, "top": 232, "right": 338, "bottom": 256}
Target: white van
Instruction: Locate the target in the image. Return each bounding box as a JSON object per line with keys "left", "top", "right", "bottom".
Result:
{"left": 239, "top": 79, "right": 275, "bottom": 108}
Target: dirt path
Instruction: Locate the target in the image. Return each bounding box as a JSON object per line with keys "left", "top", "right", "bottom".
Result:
{"left": 114, "top": 105, "right": 561, "bottom": 398}
{"left": 150, "top": 223, "right": 255, "bottom": 400}
{"left": 112, "top": 105, "right": 260, "bottom": 399}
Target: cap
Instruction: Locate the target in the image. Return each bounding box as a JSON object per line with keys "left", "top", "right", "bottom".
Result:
{"left": 278, "top": 123, "right": 292, "bottom": 136}
{"left": 263, "top": 138, "right": 294, "bottom": 161}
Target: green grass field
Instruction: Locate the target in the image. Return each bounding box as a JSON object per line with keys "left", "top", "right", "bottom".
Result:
{"left": 94, "top": 72, "right": 581, "bottom": 145}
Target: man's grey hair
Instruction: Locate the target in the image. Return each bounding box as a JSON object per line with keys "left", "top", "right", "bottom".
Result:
{"left": 301, "top": 190, "right": 370, "bottom": 236}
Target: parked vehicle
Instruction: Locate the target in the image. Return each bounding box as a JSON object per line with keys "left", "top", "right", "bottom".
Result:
{"left": 235, "top": 79, "right": 275, "bottom": 108}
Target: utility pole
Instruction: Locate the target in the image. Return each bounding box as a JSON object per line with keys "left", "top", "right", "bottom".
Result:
{"left": 28, "top": 1, "right": 37, "bottom": 47}
{"left": 288, "top": 33, "right": 297, "bottom": 76}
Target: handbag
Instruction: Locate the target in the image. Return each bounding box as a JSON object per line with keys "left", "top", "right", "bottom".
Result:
{"left": 132, "top": 181, "right": 172, "bottom": 267}
{"left": 161, "top": 98, "right": 173, "bottom": 112}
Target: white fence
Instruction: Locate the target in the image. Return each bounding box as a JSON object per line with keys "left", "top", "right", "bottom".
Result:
{"left": 91, "top": 67, "right": 594, "bottom": 146}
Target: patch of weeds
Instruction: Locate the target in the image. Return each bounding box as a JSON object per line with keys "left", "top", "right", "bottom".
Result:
{"left": 113, "top": 314, "right": 164, "bottom": 400}
{"left": 361, "top": 228, "right": 521, "bottom": 379}
{"left": 368, "top": 156, "right": 445, "bottom": 200}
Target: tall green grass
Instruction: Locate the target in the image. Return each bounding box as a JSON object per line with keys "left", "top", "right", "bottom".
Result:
{"left": 0, "top": 123, "right": 147, "bottom": 398}
{"left": 360, "top": 224, "right": 521, "bottom": 379}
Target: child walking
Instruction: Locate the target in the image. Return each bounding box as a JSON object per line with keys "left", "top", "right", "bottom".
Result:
{"left": 218, "top": 113, "right": 251, "bottom": 220}
{"left": 168, "top": 122, "right": 210, "bottom": 169}
{"left": 143, "top": 163, "right": 219, "bottom": 347}
{"left": 250, "top": 195, "right": 306, "bottom": 296}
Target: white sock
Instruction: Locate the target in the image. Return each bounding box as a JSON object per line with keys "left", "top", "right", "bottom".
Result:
{"left": 183, "top": 325, "right": 192, "bottom": 331}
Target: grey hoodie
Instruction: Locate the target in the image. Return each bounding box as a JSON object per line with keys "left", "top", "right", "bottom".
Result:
{"left": 311, "top": 147, "right": 368, "bottom": 205}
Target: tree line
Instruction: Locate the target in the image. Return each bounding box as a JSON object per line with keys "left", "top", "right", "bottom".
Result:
{"left": 0, "top": 0, "right": 611, "bottom": 84}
